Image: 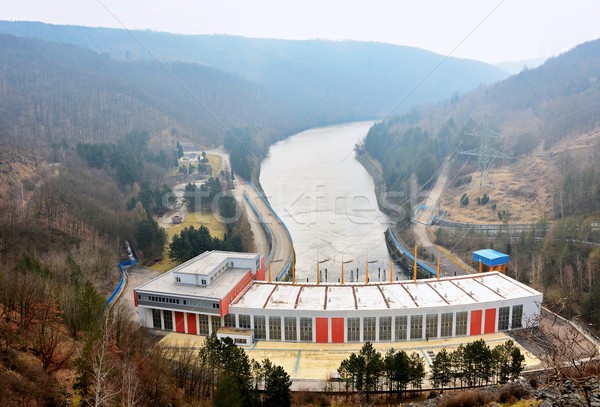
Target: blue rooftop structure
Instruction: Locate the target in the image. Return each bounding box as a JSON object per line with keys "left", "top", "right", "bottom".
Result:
{"left": 472, "top": 249, "right": 510, "bottom": 266}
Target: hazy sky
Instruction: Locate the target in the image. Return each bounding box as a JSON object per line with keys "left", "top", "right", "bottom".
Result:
{"left": 3, "top": 0, "right": 600, "bottom": 63}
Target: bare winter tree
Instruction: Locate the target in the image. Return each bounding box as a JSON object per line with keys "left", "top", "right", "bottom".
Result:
{"left": 518, "top": 305, "right": 599, "bottom": 406}
{"left": 120, "top": 360, "right": 142, "bottom": 407}
{"left": 89, "top": 316, "right": 118, "bottom": 407}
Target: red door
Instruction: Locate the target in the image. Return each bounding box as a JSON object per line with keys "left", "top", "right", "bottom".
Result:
{"left": 484, "top": 308, "right": 497, "bottom": 334}
{"left": 175, "top": 311, "right": 185, "bottom": 333}
{"left": 316, "top": 318, "right": 328, "bottom": 343}
{"left": 331, "top": 318, "right": 344, "bottom": 343}
{"left": 187, "top": 313, "right": 197, "bottom": 335}
{"left": 470, "top": 310, "right": 482, "bottom": 335}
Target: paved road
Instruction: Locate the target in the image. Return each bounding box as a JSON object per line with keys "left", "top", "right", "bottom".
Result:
{"left": 412, "top": 160, "right": 473, "bottom": 276}
{"left": 235, "top": 180, "right": 294, "bottom": 281}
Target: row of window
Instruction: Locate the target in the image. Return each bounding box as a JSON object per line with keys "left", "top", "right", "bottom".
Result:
{"left": 140, "top": 294, "right": 219, "bottom": 309}
{"left": 346, "top": 312, "right": 467, "bottom": 342}
{"left": 142, "top": 294, "right": 182, "bottom": 305}
{"left": 150, "top": 305, "right": 524, "bottom": 340}
{"left": 499, "top": 304, "right": 523, "bottom": 330}
{"left": 152, "top": 309, "right": 173, "bottom": 330}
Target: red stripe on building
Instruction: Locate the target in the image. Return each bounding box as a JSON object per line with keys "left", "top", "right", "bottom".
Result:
{"left": 470, "top": 310, "right": 482, "bottom": 335}
{"left": 316, "top": 318, "right": 328, "bottom": 343}
{"left": 256, "top": 256, "right": 266, "bottom": 281}
{"left": 133, "top": 290, "right": 138, "bottom": 307}
{"left": 331, "top": 318, "right": 344, "bottom": 343}
{"left": 186, "top": 313, "right": 197, "bottom": 335}
{"left": 175, "top": 311, "right": 185, "bottom": 333}
{"left": 484, "top": 308, "right": 496, "bottom": 334}
{"left": 220, "top": 270, "right": 253, "bottom": 316}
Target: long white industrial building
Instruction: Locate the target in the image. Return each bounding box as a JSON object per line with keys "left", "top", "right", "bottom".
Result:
{"left": 134, "top": 251, "right": 542, "bottom": 344}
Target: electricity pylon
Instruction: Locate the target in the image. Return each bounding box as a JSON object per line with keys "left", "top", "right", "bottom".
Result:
{"left": 458, "top": 124, "right": 512, "bottom": 190}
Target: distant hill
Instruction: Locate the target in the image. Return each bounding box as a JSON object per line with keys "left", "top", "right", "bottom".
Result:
{"left": 0, "top": 21, "right": 509, "bottom": 125}
{"left": 493, "top": 57, "right": 546, "bottom": 75}
{"left": 363, "top": 37, "right": 600, "bottom": 221}
{"left": 0, "top": 33, "right": 295, "bottom": 149}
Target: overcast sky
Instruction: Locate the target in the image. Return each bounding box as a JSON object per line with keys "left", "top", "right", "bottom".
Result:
{"left": 3, "top": 0, "right": 600, "bottom": 63}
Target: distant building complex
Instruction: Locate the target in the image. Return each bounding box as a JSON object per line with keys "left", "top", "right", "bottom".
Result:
{"left": 134, "top": 251, "right": 542, "bottom": 344}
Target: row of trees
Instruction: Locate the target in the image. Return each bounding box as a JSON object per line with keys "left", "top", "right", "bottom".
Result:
{"left": 430, "top": 339, "right": 525, "bottom": 390}
{"left": 337, "top": 342, "right": 425, "bottom": 400}
{"left": 168, "top": 222, "right": 245, "bottom": 263}
{"left": 435, "top": 217, "right": 600, "bottom": 326}
{"left": 337, "top": 340, "right": 525, "bottom": 401}
{"left": 169, "top": 335, "right": 292, "bottom": 407}
{"left": 183, "top": 178, "right": 222, "bottom": 212}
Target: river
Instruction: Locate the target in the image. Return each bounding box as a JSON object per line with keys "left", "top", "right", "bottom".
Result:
{"left": 260, "top": 121, "right": 398, "bottom": 283}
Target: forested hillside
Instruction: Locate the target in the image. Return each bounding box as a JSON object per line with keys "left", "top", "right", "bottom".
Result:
{"left": 0, "top": 21, "right": 509, "bottom": 124}
{"left": 361, "top": 38, "right": 600, "bottom": 329}
{"left": 0, "top": 33, "right": 296, "bottom": 150}
{"left": 363, "top": 38, "right": 600, "bottom": 207}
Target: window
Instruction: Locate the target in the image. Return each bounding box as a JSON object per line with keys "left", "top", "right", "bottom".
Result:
{"left": 269, "top": 317, "right": 281, "bottom": 340}
{"left": 379, "top": 316, "right": 391, "bottom": 341}
{"left": 175, "top": 276, "right": 181, "bottom": 283}
{"left": 426, "top": 314, "right": 438, "bottom": 339}
{"left": 441, "top": 313, "right": 453, "bottom": 337}
{"left": 201, "top": 279, "right": 207, "bottom": 285}
{"left": 512, "top": 305, "right": 523, "bottom": 329}
{"left": 163, "top": 310, "right": 173, "bottom": 331}
{"left": 198, "top": 314, "right": 209, "bottom": 335}
{"left": 410, "top": 315, "right": 423, "bottom": 339}
{"left": 284, "top": 317, "right": 297, "bottom": 341}
{"left": 347, "top": 317, "right": 360, "bottom": 342}
{"left": 455, "top": 311, "right": 468, "bottom": 336}
{"left": 238, "top": 315, "right": 251, "bottom": 329}
{"left": 395, "top": 316, "right": 407, "bottom": 340}
{"left": 152, "top": 309, "right": 162, "bottom": 329}
{"left": 254, "top": 316, "right": 266, "bottom": 340}
{"left": 363, "top": 317, "right": 376, "bottom": 341}
{"left": 234, "top": 338, "right": 247, "bottom": 344}
{"left": 211, "top": 315, "right": 221, "bottom": 335}
{"left": 300, "top": 317, "right": 312, "bottom": 341}
{"left": 224, "top": 314, "right": 236, "bottom": 327}
{"left": 498, "top": 306, "right": 510, "bottom": 331}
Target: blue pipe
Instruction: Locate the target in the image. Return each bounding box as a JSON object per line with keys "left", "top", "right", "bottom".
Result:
{"left": 387, "top": 225, "right": 437, "bottom": 277}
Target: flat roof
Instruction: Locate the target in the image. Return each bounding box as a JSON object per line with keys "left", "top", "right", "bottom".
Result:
{"left": 136, "top": 267, "right": 251, "bottom": 300}
{"left": 170, "top": 250, "right": 258, "bottom": 276}
{"left": 473, "top": 249, "right": 510, "bottom": 266}
{"left": 231, "top": 272, "right": 542, "bottom": 312}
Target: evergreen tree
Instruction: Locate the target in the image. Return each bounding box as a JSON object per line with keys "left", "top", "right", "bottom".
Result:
{"left": 135, "top": 218, "right": 167, "bottom": 261}
{"left": 430, "top": 348, "right": 452, "bottom": 390}
{"left": 263, "top": 363, "right": 292, "bottom": 407}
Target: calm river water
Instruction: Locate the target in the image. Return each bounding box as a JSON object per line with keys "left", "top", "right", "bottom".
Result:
{"left": 260, "top": 122, "right": 396, "bottom": 283}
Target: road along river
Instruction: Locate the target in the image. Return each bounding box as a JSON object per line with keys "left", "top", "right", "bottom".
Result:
{"left": 261, "top": 122, "right": 401, "bottom": 283}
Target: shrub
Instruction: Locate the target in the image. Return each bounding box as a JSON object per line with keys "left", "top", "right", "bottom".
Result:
{"left": 453, "top": 175, "right": 473, "bottom": 187}
{"left": 437, "top": 389, "right": 495, "bottom": 407}
{"left": 498, "top": 383, "right": 531, "bottom": 403}
{"left": 460, "top": 194, "right": 469, "bottom": 206}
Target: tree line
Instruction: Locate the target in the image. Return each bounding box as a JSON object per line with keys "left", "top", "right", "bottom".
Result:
{"left": 337, "top": 339, "right": 525, "bottom": 402}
